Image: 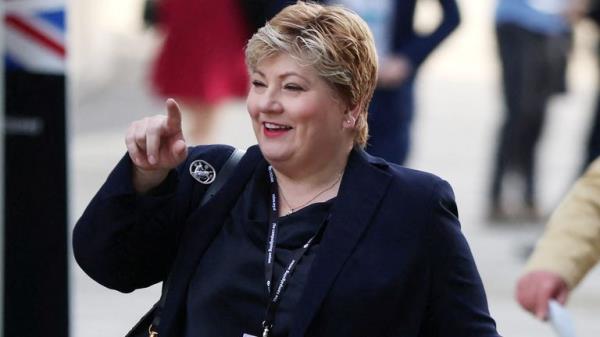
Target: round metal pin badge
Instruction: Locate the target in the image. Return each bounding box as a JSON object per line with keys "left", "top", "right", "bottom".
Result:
{"left": 189, "top": 159, "right": 216, "bottom": 184}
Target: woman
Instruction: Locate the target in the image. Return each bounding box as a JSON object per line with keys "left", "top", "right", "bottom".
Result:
{"left": 151, "top": 0, "right": 249, "bottom": 144}
{"left": 74, "top": 2, "right": 500, "bottom": 336}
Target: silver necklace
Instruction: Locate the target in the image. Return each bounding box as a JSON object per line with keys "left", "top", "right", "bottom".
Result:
{"left": 279, "top": 172, "right": 343, "bottom": 214}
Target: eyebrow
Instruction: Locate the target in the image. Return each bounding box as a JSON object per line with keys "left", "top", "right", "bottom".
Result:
{"left": 254, "top": 70, "right": 311, "bottom": 84}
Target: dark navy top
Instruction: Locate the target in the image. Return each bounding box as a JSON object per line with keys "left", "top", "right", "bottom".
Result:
{"left": 183, "top": 167, "right": 333, "bottom": 337}
{"left": 73, "top": 145, "right": 501, "bottom": 336}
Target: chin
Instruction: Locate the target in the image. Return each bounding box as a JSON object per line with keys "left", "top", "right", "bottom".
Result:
{"left": 258, "top": 143, "right": 294, "bottom": 164}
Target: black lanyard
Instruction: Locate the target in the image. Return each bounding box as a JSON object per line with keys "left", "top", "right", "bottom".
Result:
{"left": 262, "top": 166, "right": 329, "bottom": 337}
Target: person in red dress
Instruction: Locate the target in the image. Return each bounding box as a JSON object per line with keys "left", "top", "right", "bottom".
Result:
{"left": 151, "top": 0, "right": 249, "bottom": 144}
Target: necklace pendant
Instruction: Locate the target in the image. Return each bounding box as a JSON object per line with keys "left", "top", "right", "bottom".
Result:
{"left": 262, "top": 326, "right": 270, "bottom": 337}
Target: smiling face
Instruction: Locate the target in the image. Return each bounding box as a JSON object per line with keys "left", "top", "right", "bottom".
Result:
{"left": 247, "top": 53, "right": 356, "bottom": 171}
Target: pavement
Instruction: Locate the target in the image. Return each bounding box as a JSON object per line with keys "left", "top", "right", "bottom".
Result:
{"left": 69, "top": 6, "right": 600, "bottom": 337}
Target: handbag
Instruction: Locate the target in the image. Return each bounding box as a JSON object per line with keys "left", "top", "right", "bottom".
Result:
{"left": 125, "top": 148, "right": 246, "bottom": 337}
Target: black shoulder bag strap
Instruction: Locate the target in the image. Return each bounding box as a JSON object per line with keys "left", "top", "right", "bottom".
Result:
{"left": 199, "top": 148, "right": 246, "bottom": 206}
{"left": 126, "top": 148, "right": 246, "bottom": 337}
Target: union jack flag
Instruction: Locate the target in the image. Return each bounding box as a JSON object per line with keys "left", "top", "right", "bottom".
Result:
{"left": 4, "top": 0, "right": 66, "bottom": 74}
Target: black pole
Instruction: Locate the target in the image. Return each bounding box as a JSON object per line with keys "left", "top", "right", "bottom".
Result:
{"left": 3, "top": 5, "right": 69, "bottom": 337}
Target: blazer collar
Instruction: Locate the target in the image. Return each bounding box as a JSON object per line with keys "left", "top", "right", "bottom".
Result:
{"left": 290, "top": 147, "right": 392, "bottom": 336}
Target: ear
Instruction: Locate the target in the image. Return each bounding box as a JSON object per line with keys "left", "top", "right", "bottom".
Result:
{"left": 343, "top": 103, "right": 361, "bottom": 129}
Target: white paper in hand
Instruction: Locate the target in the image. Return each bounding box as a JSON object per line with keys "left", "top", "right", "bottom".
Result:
{"left": 548, "top": 300, "right": 578, "bottom": 337}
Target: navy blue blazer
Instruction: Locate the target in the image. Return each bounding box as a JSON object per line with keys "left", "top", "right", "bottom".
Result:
{"left": 73, "top": 145, "right": 500, "bottom": 337}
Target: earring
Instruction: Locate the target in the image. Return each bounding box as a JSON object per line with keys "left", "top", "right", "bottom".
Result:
{"left": 345, "top": 116, "right": 355, "bottom": 127}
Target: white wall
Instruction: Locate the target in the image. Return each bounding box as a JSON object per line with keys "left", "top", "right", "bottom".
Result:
{"left": 68, "top": 0, "right": 149, "bottom": 100}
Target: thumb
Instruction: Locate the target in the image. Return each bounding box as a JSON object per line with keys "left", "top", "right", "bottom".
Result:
{"left": 535, "top": 287, "right": 552, "bottom": 320}
{"left": 556, "top": 286, "right": 569, "bottom": 306}
{"left": 165, "top": 98, "right": 183, "bottom": 133}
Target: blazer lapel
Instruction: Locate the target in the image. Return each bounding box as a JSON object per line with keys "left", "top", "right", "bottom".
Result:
{"left": 290, "top": 149, "right": 392, "bottom": 337}
{"left": 160, "top": 145, "right": 264, "bottom": 337}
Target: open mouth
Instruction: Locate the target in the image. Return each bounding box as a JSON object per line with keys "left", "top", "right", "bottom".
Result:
{"left": 263, "top": 122, "right": 293, "bottom": 137}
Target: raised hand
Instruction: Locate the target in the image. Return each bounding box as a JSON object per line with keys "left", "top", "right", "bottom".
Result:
{"left": 377, "top": 55, "right": 412, "bottom": 88}
{"left": 125, "top": 98, "right": 188, "bottom": 193}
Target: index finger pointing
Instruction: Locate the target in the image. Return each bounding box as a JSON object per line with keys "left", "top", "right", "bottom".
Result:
{"left": 166, "top": 98, "right": 183, "bottom": 132}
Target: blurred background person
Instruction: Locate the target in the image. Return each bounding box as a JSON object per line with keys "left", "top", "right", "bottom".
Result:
{"left": 150, "top": 0, "right": 250, "bottom": 144}
{"left": 515, "top": 156, "right": 600, "bottom": 320}
{"left": 489, "top": 0, "right": 575, "bottom": 222}
{"left": 328, "top": 0, "right": 460, "bottom": 165}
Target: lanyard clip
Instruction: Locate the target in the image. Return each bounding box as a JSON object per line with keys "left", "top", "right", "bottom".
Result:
{"left": 148, "top": 324, "right": 158, "bottom": 337}
{"left": 262, "top": 321, "right": 272, "bottom": 337}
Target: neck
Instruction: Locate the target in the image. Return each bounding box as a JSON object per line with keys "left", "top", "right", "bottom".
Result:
{"left": 271, "top": 147, "right": 351, "bottom": 215}
{"left": 273, "top": 147, "right": 350, "bottom": 188}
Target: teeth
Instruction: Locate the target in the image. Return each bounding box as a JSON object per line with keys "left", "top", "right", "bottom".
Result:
{"left": 264, "top": 122, "right": 291, "bottom": 130}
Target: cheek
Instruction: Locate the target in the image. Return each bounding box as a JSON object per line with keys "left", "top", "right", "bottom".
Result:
{"left": 293, "top": 100, "right": 325, "bottom": 121}
{"left": 299, "top": 103, "right": 344, "bottom": 131}
{"left": 246, "top": 97, "right": 259, "bottom": 119}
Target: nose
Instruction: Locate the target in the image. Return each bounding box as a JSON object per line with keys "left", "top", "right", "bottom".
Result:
{"left": 258, "top": 87, "right": 283, "bottom": 115}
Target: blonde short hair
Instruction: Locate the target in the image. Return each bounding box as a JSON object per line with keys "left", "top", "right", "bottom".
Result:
{"left": 245, "top": 1, "right": 378, "bottom": 148}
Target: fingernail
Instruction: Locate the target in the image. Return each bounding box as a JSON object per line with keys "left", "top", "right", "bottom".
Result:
{"left": 148, "top": 155, "right": 157, "bottom": 165}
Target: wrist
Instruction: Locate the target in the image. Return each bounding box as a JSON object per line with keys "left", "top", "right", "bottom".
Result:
{"left": 132, "top": 165, "right": 170, "bottom": 194}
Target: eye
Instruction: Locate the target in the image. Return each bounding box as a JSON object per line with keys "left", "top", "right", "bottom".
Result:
{"left": 251, "top": 80, "right": 266, "bottom": 88}
{"left": 284, "top": 83, "right": 304, "bottom": 91}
